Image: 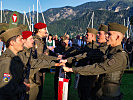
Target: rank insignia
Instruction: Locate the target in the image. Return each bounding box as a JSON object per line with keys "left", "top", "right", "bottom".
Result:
{"left": 3, "top": 73, "right": 11, "bottom": 82}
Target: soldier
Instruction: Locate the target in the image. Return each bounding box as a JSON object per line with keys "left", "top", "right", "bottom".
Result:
{"left": 91, "top": 24, "right": 109, "bottom": 100}
{"left": 97, "top": 24, "right": 109, "bottom": 54}
{"left": 33, "top": 22, "right": 49, "bottom": 100}
{"left": 75, "top": 28, "right": 100, "bottom": 100}
{"left": 19, "top": 31, "right": 62, "bottom": 100}
{"left": 0, "top": 27, "right": 30, "bottom": 100}
{"left": 33, "top": 22, "right": 61, "bottom": 100}
{"left": 53, "top": 36, "right": 77, "bottom": 100}
{"left": 63, "top": 23, "right": 129, "bottom": 100}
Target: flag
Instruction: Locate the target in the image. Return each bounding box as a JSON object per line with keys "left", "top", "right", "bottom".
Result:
{"left": 9, "top": 11, "right": 19, "bottom": 29}
{"left": 58, "top": 78, "right": 69, "bottom": 100}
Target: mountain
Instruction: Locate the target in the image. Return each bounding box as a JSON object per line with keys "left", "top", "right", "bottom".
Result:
{"left": 44, "top": 0, "right": 133, "bottom": 24}
{"left": 1, "top": 0, "right": 133, "bottom": 36}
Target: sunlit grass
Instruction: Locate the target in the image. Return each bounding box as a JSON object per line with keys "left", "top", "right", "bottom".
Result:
{"left": 42, "top": 73, "right": 133, "bottom": 100}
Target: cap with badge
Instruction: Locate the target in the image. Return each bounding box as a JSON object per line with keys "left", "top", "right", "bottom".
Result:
{"left": 98, "top": 24, "right": 108, "bottom": 33}
{"left": 34, "top": 22, "right": 47, "bottom": 29}
{"left": 0, "top": 27, "right": 22, "bottom": 43}
{"left": 22, "top": 31, "right": 33, "bottom": 39}
{"left": 108, "top": 23, "right": 128, "bottom": 35}
{"left": 86, "top": 28, "right": 98, "bottom": 35}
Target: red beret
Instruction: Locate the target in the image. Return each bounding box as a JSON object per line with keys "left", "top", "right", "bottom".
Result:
{"left": 34, "top": 22, "right": 47, "bottom": 29}
{"left": 22, "top": 31, "right": 33, "bottom": 39}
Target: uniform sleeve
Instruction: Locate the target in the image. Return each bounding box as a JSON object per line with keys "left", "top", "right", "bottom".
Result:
{"left": 67, "top": 50, "right": 86, "bottom": 63}
{"left": 41, "top": 54, "right": 57, "bottom": 61}
{"left": 31, "top": 58, "right": 56, "bottom": 69}
{"left": 30, "top": 54, "right": 57, "bottom": 69}
{"left": 72, "top": 53, "right": 127, "bottom": 75}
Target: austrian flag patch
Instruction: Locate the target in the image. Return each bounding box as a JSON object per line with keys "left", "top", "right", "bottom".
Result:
{"left": 3, "top": 73, "right": 11, "bottom": 82}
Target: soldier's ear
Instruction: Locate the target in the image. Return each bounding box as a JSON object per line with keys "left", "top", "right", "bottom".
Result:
{"left": 91, "top": 34, "right": 94, "bottom": 37}
{"left": 38, "top": 29, "right": 41, "bottom": 33}
{"left": 10, "top": 40, "right": 15, "bottom": 46}
{"left": 116, "top": 35, "right": 120, "bottom": 41}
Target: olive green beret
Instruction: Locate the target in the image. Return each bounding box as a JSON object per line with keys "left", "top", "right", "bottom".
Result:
{"left": 108, "top": 23, "right": 127, "bottom": 35}
{"left": 0, "top": 27, "right": 22, "bottom": 43}
{"left": 98, "top": 24, "right": 108, "bottom": 33}
{"left": 86, "top": 28, "right": 98, "bottom": 35}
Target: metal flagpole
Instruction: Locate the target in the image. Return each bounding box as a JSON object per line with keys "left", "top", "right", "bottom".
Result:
{"left": 29, "top": 7, "right": 32, "bottom": 31}
{"left": 24, "top": 11, "right": 31, "bottom": 31}
{"left": 32, "top": 4, "right": 34, "bottom": 32}
{"left": 23, "top": 12, "right": 25, "bottom": 25}
{"left": 37, "top": 0, "right": 38, "bottom": 23}
{"left": 32, "top": 4, "right": 34, "bottom": 24}
{"left": 38, "top": 0, "right": 45, "bottom": 23}
{"left": 3, "top": 10, "right": 7, "bottom": 23}
{"left": 87, "top": 12, "right": 94, "bottom": 28}
{"left": 92, "top": 12, "right": 94, "bottom": 28}
{"left": 124, "top": 19, "right": 125, "bottom": 26}
{"left": 38, "top": 0, "right": 49, "bottom": 34}
{"left": 1, "top": 0, "right": 2, "bottom": 23}
{"left": 127, "top": 17, "right": 129, "bottom": 38}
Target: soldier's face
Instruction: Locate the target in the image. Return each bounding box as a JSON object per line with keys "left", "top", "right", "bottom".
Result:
{"left": 86, "top": 33, "right": 93, "bottom": 43}
{"left": 23, "top": 36, "right": 34, "bottom": 49}
{"left": 107, "top": 31, "right": 117, "bottom": 47}
{"left": 97, "top": 31, "right": 106, "bottom": 43}
{"left": 39, "top": 28, "right": 48, "bottom": 37}
{"left": 13, "top": 35, "right": 24, "bottom": 52}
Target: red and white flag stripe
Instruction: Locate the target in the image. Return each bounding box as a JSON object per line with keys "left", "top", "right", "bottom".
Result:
{"left": 58, "top": 78, "right": 69, "bottom": 100}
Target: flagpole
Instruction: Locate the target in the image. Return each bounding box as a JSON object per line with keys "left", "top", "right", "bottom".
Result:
{"left": 37, "top": 0, "right": 38, "bottom": 23}
{"left": 1, "top": 0, "right": 2, "bottom": 23}
{"left": 32, "top": 4, "right": 34, "bottom": 32}
{"left": 127, "top": 17, "right": 129, "bottom": 38}
{"left": 92, "top": 12, "right": 94, "bottom": 28}
{"left": 24, "top": 11, "right": 31, "bottom": 31}
{"left": 29, "top": 7, "right": 31, "bottom": 30}
{"left": 38, "top": 0, "right": 49, "bottom": 34}
{"left": 23, "top": 11, "right": 25, "bottom": 25}
{"left": 33, "top": 4, "right": 34, "bottom": 24}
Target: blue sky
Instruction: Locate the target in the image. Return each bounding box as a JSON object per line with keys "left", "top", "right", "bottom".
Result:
{"left": 2, "top": 0, "right": 104, "bottom": 13}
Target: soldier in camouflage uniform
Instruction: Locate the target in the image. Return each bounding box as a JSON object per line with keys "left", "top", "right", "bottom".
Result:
{"left": 0, "top": 27, "right": 30, "bottom": 100}
{"left": 63, "top": 23, "right": 129, "bottom": 100}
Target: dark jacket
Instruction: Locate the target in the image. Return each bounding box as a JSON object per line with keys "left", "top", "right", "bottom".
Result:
{"left": 73, "top": 45, "right": 129, "bottom": 97}
{"left": 0, "top": 49, "right": 26, "bottom": 99}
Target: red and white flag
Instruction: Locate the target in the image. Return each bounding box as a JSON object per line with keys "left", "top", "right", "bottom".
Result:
{"left": 12, "top": 14, "right": 17, "bottom": 22}
{"left": 58, "top": 78, "right": 69, "bottom": 100}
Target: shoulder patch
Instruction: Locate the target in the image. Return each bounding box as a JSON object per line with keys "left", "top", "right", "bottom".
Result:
{"left": 3, "top": 73, "right": 11, "bottom": 82}
{"left": 107, "top": 59, "right": 115, "bottom": 66}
